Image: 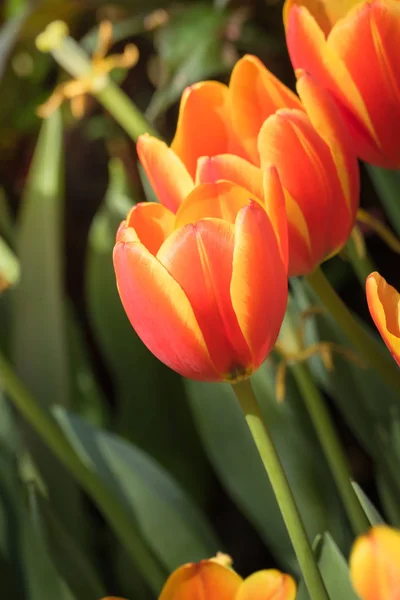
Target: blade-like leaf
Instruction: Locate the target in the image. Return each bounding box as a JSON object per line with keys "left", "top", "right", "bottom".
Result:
{"left": 352, "top": 482, "right": 384, "bottom": 526}
{"left": 12, "top": 110, "right": 82, "bottom": 539}
{"left": 54, "top": 407, "right": 221, "bottom": 572}
{"left": 297, "top": 533, "right": 358, "bottom": 600}
{"left": 34, "top": 492, "right": 106, "bottom": 599}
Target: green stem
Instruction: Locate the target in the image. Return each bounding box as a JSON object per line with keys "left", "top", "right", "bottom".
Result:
{"left": 46, "top": 28, "right": 159, "bottom": 142}
{"left": 307, "top": 267, "right": 400, "bottom": 395}
{"left": 345, "top": 233, "right": 376, "bottom": 288}
{"left": 290, "top": 362, "right": 369, "bottom": 536}
{"left": 233, "top": 379, "right": 329, "bottom": 600}
{"left": 366, "top": 164, "right": 400, "bottom": 237}
{"left": 0, "top": 352, "right": 165, "bottom": 593}
{"left": 96, "top": 82, "right": 159, "bottom": 141}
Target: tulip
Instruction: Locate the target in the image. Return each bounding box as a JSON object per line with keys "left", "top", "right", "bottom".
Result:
{"left": 284, "top": 0, "right": 400, "bottom": 169}
{"left": 366, "top": 271, "right": 400, "bottom": 366}
{"left": 159, "top": 559, "right": 296, "bottom": 600}
{"left": 138, "top": 54, "right": 359, "bottom": 277}
{"left": 101, "top": 559, "right": 296, "bottom": 600}
{"left": 350, "top": 525, "right": 400, "bottom": 599}
{"left": 113, "top": 176, "right": 288, "bottom": 382}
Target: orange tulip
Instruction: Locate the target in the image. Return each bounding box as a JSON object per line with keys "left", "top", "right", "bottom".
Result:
{"left": 113, "top": 174, "right": 288, "bottom": 382}
{"left": 350, "top": 525, "right": 400, "bottom": 599}
{"left": 138, "top": 55, "right": 359, "bottom": 276}
{"left": 159, "top": 559, "right": 296, "bottom": 600}
{"left": 100, "top": 560, "right": 296, "bottom": 600}
{"left": 366, "top": 271, "right": 400, "bottom": 366}
{"left": 284, "top": 0, "right": 400, "bottom": 169}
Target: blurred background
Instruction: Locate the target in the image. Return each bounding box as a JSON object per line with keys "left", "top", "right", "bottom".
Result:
{"left": 1, "top": 1, "right": 399, "bottom": 599}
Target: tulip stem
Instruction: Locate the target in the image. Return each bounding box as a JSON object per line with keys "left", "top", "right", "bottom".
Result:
{"left": 0, "top": 352, "right": 165, "bottom": 593}
{"left": 233, "top": 379, "right": 329, "bottom": 600}
{"left": 290, "top": 362, "right": 369, "bottom": 536}
{"left": 345, "top": 231, "right": 376, "bottom": 288}
{"left": 96, "top": 82, "right": 159, "bottom": 141}
{"left": 307, "top": 267, "right": 400, "bottom": 395}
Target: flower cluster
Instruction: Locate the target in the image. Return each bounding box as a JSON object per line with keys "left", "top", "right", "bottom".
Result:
{"left": 114, "top": 0, "right": 400, "bottom": 381}
{"left": 102, "top": 524, "right": 400, "bottom": 600}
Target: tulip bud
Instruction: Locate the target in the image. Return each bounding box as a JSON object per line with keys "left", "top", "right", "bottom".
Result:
{"left": 284, "top": 0, "right": 400, "bottom": 169}
{"left": 366, "top": 272, "right": 400, "bottom": 366}
{"left": 350, "top": 525, "right": 400, "bottom": 600}
{"left": 113, "top": 179, "right": 288, "bottom": 382}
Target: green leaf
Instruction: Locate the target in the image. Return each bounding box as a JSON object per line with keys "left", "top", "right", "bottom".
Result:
{"left": 146, "top": 4, "right": 232, "bottom": 120}
{"left": 0, "top": 445, "right": 27, "bottom": 597}
{"left": 297, "top": 533, "right": 358, "bottom": 600}
{"left": 86, "top": 158, "right": 210, "bottom": 499}
{"left": 53, "top": 407, "right": 221, "bottom": 572}
{"left": 351, "top": 482, "right": 384, "bottom": 526}
{"left": 291, "top": 279, "right": 400, "bottom": 452}
{"left": 33, "top": 492, "right": 106, "bottom": 599}
{"left": 376, "top": 469, "right": 400, "bottom": 527}
{"left": 186, "top": 363, "right": 348, "bottom": 573}
{"left": 67, "top": 304, "right": 109, "bottom": 428}
{"left": 0, "top": 439, "right": 73, "bottom": 599}
{"left": 25, "top": 484, "right": 75, "bottom": 600}
{"left": 12, "top": 110, "right": 82, "bottom": 539}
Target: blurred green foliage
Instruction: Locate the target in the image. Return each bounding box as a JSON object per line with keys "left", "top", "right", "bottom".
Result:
{"left": 1, "top": 0, "right": 400, "bottom": 599}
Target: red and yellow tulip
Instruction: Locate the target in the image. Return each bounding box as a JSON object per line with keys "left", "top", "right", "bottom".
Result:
{"left": 366, "top": 271, "right": 400, "bottom": 366}
{"left": 113, "top": 173, "right": 288, "bottom": 382}
{"left": 350, "top": 525, "right": 400, "bottom": 599}
{"left": 138, "top": 54, "right": 359, "bottom": 276}
{"left": 284, "top": 0, "right": 400, "bottom": 169}
{"left": 101, "top": 558, "right": 296, "bottom": 600}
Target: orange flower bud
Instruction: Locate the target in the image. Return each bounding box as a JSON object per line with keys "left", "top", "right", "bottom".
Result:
{"left": 366, "top": 271, "right": 400, "bottom": 366}
{"left": 284, "top": 0, "right": 400, "bottom": 169}
{"left": 158, "top": 560, "right": 296, "bottom": 600}
{"left": 350, "top": 525, "right": 400, "bottom": 600}
{"left": 113, "top": 178, "right": 288, "bottom": 382}
{"left": 100, "top": 561, "right": 296, "bottom": 600}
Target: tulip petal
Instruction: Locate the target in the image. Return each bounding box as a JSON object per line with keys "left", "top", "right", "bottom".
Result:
{"left": 229, "top": 55, "right": 301, "bottom": 165}
{"left": 159, "top": 561, "right": 242, "bottom": 600}
{"left": 157, "top": 218, "right": 252, "bottom": 380}
{"left": 296, "top": 72, "right": 359, "bottom": 248}
{"left": 350, "top": 525, "right": 400, "bottom": 600}
{"left": 137, "top": 134, "right": 194, "bottom": 212}
{"left": 286, "top": 5, "right": 380, "bottom": 164}
{"left": 258, "top": 109, "right": 336, "bottom": 273}
{"left": 175, "top": 181, "right": 262, "bottom": 231}
{"left": 236, "top": 569, "right": 296, "bottom": 600}
{"left": 196, "top": 154, "right": 264, "bottom": 201}
{"left": 113, "top": 241, "right": 218, "bottom": 381}
{"left": 283, "top": 0, "right": 362, "bottom": 34}
{"left": 124, "top": 202, "right": 175, "bottom": 255}
{"left": 366, "top": 272, "right": 400, "bottom": 367}
{"left": 283, "top": 0, "right": 332, "bottom": 35}
{"left": 263, "top": 166, "right": 288, "bottom": 271}
{"left": 171, "top": 82, "right": 242, "bottom": 178}
{"left": 328, "top": 0, "right": 400, "bottom": 168}
{"left": 231, "top": 201, "right": 287, "bottom": 369}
